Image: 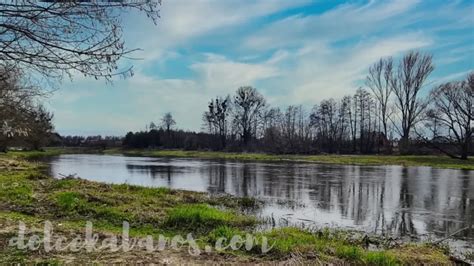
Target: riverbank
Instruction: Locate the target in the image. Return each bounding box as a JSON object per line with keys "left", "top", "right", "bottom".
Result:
{"left": 109, "top": 148, "right": 474, "bottom": 170}
{"left": 7, "top": 147, "right": 473, "bottom": 170}
{"left": 0, "top": 153, "right": 458, "bottom": 264}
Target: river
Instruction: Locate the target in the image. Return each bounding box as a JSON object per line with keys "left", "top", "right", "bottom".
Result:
{"left": 46, "top": 154, "right": 474, "bottom": 255}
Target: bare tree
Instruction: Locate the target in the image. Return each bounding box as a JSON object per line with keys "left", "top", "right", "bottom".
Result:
{"left": 348, "top": 95, "right": 357, "bottom": 152}
{"left": 149, "top": 122, "right": 157, "bottom": 130}
{"left": 338, "top": 96, "right": 351, "bottom": 150}
{"left": 354, "top": 88, "right": 374, "bottom": 153}
{"left": 426, "top": 73, "right": 473, "bottom": 159}
{"left": 232, "top": 86, "right": 266, "bottom": 145}
{"left": 25, "top": 105, "right": 54, "bottom": 150}
{"left": 0, "top": 1, "right": 160, "bottom": 82}
{"left": 0, "top": 67, "right": 52, "bottom": 151}
{"left": 282, "top": 105, "right": 298, "bottom": 152}
{"left": 366, "top": 57, "right": 393, "bottom": 138}
{"left": 465, "top": 72, "right": 474, "bottom": 121}
{"left": 391, "top": 51, "right": 434, "bottom": 152}
{"left": 204, "top": 96, "right": 231, "bottom": 148}
{"left": 261, "top": 107, "right": 283, "bottom": 153}
{"left": 161, "top": 112, "right": 176, "bottom": 133}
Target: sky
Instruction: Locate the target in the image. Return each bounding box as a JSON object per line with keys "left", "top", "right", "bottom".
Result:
{"left": 47, "top": 0, "right": 474, "bottom": 136}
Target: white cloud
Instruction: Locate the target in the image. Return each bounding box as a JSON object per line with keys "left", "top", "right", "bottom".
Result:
{"left": 49, "top": 0, "right": 472, "bottom": 135}
{"left": 244, "top": 0, "right": 420, "bottom": 50}
{"left": 50, "top": 54, "right": 281, "bottom": 135}
{"left": 266, "top": 34, "right": 432, "bottom": 105}
{"left": 123, "top": 0, "right": 311, "bottom": 64}
{"left": 190, "top": 53, "right": 280, "bottom": 93}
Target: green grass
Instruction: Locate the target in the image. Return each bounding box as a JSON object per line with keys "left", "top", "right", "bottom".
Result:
{"left": 204, "top": 227, "right": 441, "bottom": 264}
{"left": 255, "top": 228, "right": 444, "bottom": 264}
{"left": 364, "top": 250, "right": 398, "bottom": 265}
{"left": 0, "top": 161, "right": 35, "bottom": 206}
{"left": 112, "top": 149, "right": 474, "bottom": 170}
{"left": 5, "top": 147, "right": 103, "bottom": 160}
{"left": 54, "top": 191, "right": 85, "bottom": 211}
{"left": 164, "top": 204, "right": 256, "bottom": 232}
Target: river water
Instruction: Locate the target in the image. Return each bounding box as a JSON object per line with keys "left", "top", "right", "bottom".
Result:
{"left": 46, "top": 154, "right": 474, "bottom": 254}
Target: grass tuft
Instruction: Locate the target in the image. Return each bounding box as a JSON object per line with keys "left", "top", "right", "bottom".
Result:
{"left": 335, "top": 245, "right": 363, "bottom": 261}
{"left": 364, "top": 251, "right": 398, "bottom": 265}
{"left": 164, "top": 204, "right": 256, "bottom": 231}
{"left": 207, "top": 225, "right": 246, "bottom": 245}
{"left": 53, "top": 191, "right": 85, "bottom": 212}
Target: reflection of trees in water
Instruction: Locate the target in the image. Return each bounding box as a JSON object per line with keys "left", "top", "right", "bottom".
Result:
{"left": 206, "top": 163, "right": 226, "bottom": 194}
{"left": 387, "top": 168, "right": 416, "bottom": 237}
{"left": 126, "top": 164, "right": 174, "bottom": 185}
{"left": 262, "top": 163, "right": 306, "bottom": 201}
{"left": 422, "top": 169, "right": 474, "bottom": 240}
{"left": 459, "top": 172, "right": 474, "bottom": 239}
{"left": 340, "top": 166, "right": 473, "bottom": 240}
{"left": 299, "top": 164, "right": 472, "bottom": 240}
{"left": 250, "top": 162, "right": 469, "bottom": 239}
{"left": 205, "top": 162, "right": 316, "bottom": 200}
{"left": 206, "top": 162, "right": 261, "bottom": 197}
{"left": 127, "top": 159, "right": 473, "bottom": 240}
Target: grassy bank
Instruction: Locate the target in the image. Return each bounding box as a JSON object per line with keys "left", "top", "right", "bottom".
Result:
{"left": 110, "top": 149, "right": 474, "bottom": 170}
{"left": 5, "top": 147, "right": 104, "bottom": 160}
{"left": 7, "top": 147, "right": 473, "bottom": 170}
{"left": 0, "top": 154, "right": 455, "bottom": 264}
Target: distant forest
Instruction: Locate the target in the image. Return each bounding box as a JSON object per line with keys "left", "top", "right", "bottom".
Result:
{"left": 54, "top": 51, "right": 474, "bottom": 160}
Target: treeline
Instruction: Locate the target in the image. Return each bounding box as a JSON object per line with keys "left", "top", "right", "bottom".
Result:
{"left": 124, "top": 51, "right": 473, "bottom": 159}
{"left": 53, "top": 135, "right": 122, "bottom": 149}
{"left": 123, "top": 113, "right": 216, "bottom": 150}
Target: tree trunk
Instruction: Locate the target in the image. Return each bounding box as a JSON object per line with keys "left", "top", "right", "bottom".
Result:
{"left": 399, "top": 136, "right": 410, "bottom": 155}
{"left": 220, "top": 134, "right": 226, "bottom": 149}
{"left": 0, "top": 138, "right": 8, "bottom": 153}
{"left": 460, "top": 142, "right": 469, "bottom": 160}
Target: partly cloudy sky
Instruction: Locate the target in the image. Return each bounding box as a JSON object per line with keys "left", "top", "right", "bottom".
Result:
{"left": 48, "top": 0, "right": 474, "bottom": 136}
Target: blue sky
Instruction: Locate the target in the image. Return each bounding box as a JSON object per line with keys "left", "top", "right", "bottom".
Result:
{"left": 48, "top": 0, "right": 474, "bottom": 136}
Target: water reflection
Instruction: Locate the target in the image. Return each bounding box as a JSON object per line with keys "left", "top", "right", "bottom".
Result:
{"left": 48, "top": 154, "right": 474, "bottom": 246}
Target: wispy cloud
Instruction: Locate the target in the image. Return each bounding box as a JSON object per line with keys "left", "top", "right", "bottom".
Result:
{"left": 49, "top": 0, "right": 474, "bottom": 135}
{"left": 244, "top": 0, "right": 421, "bottom": 50}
